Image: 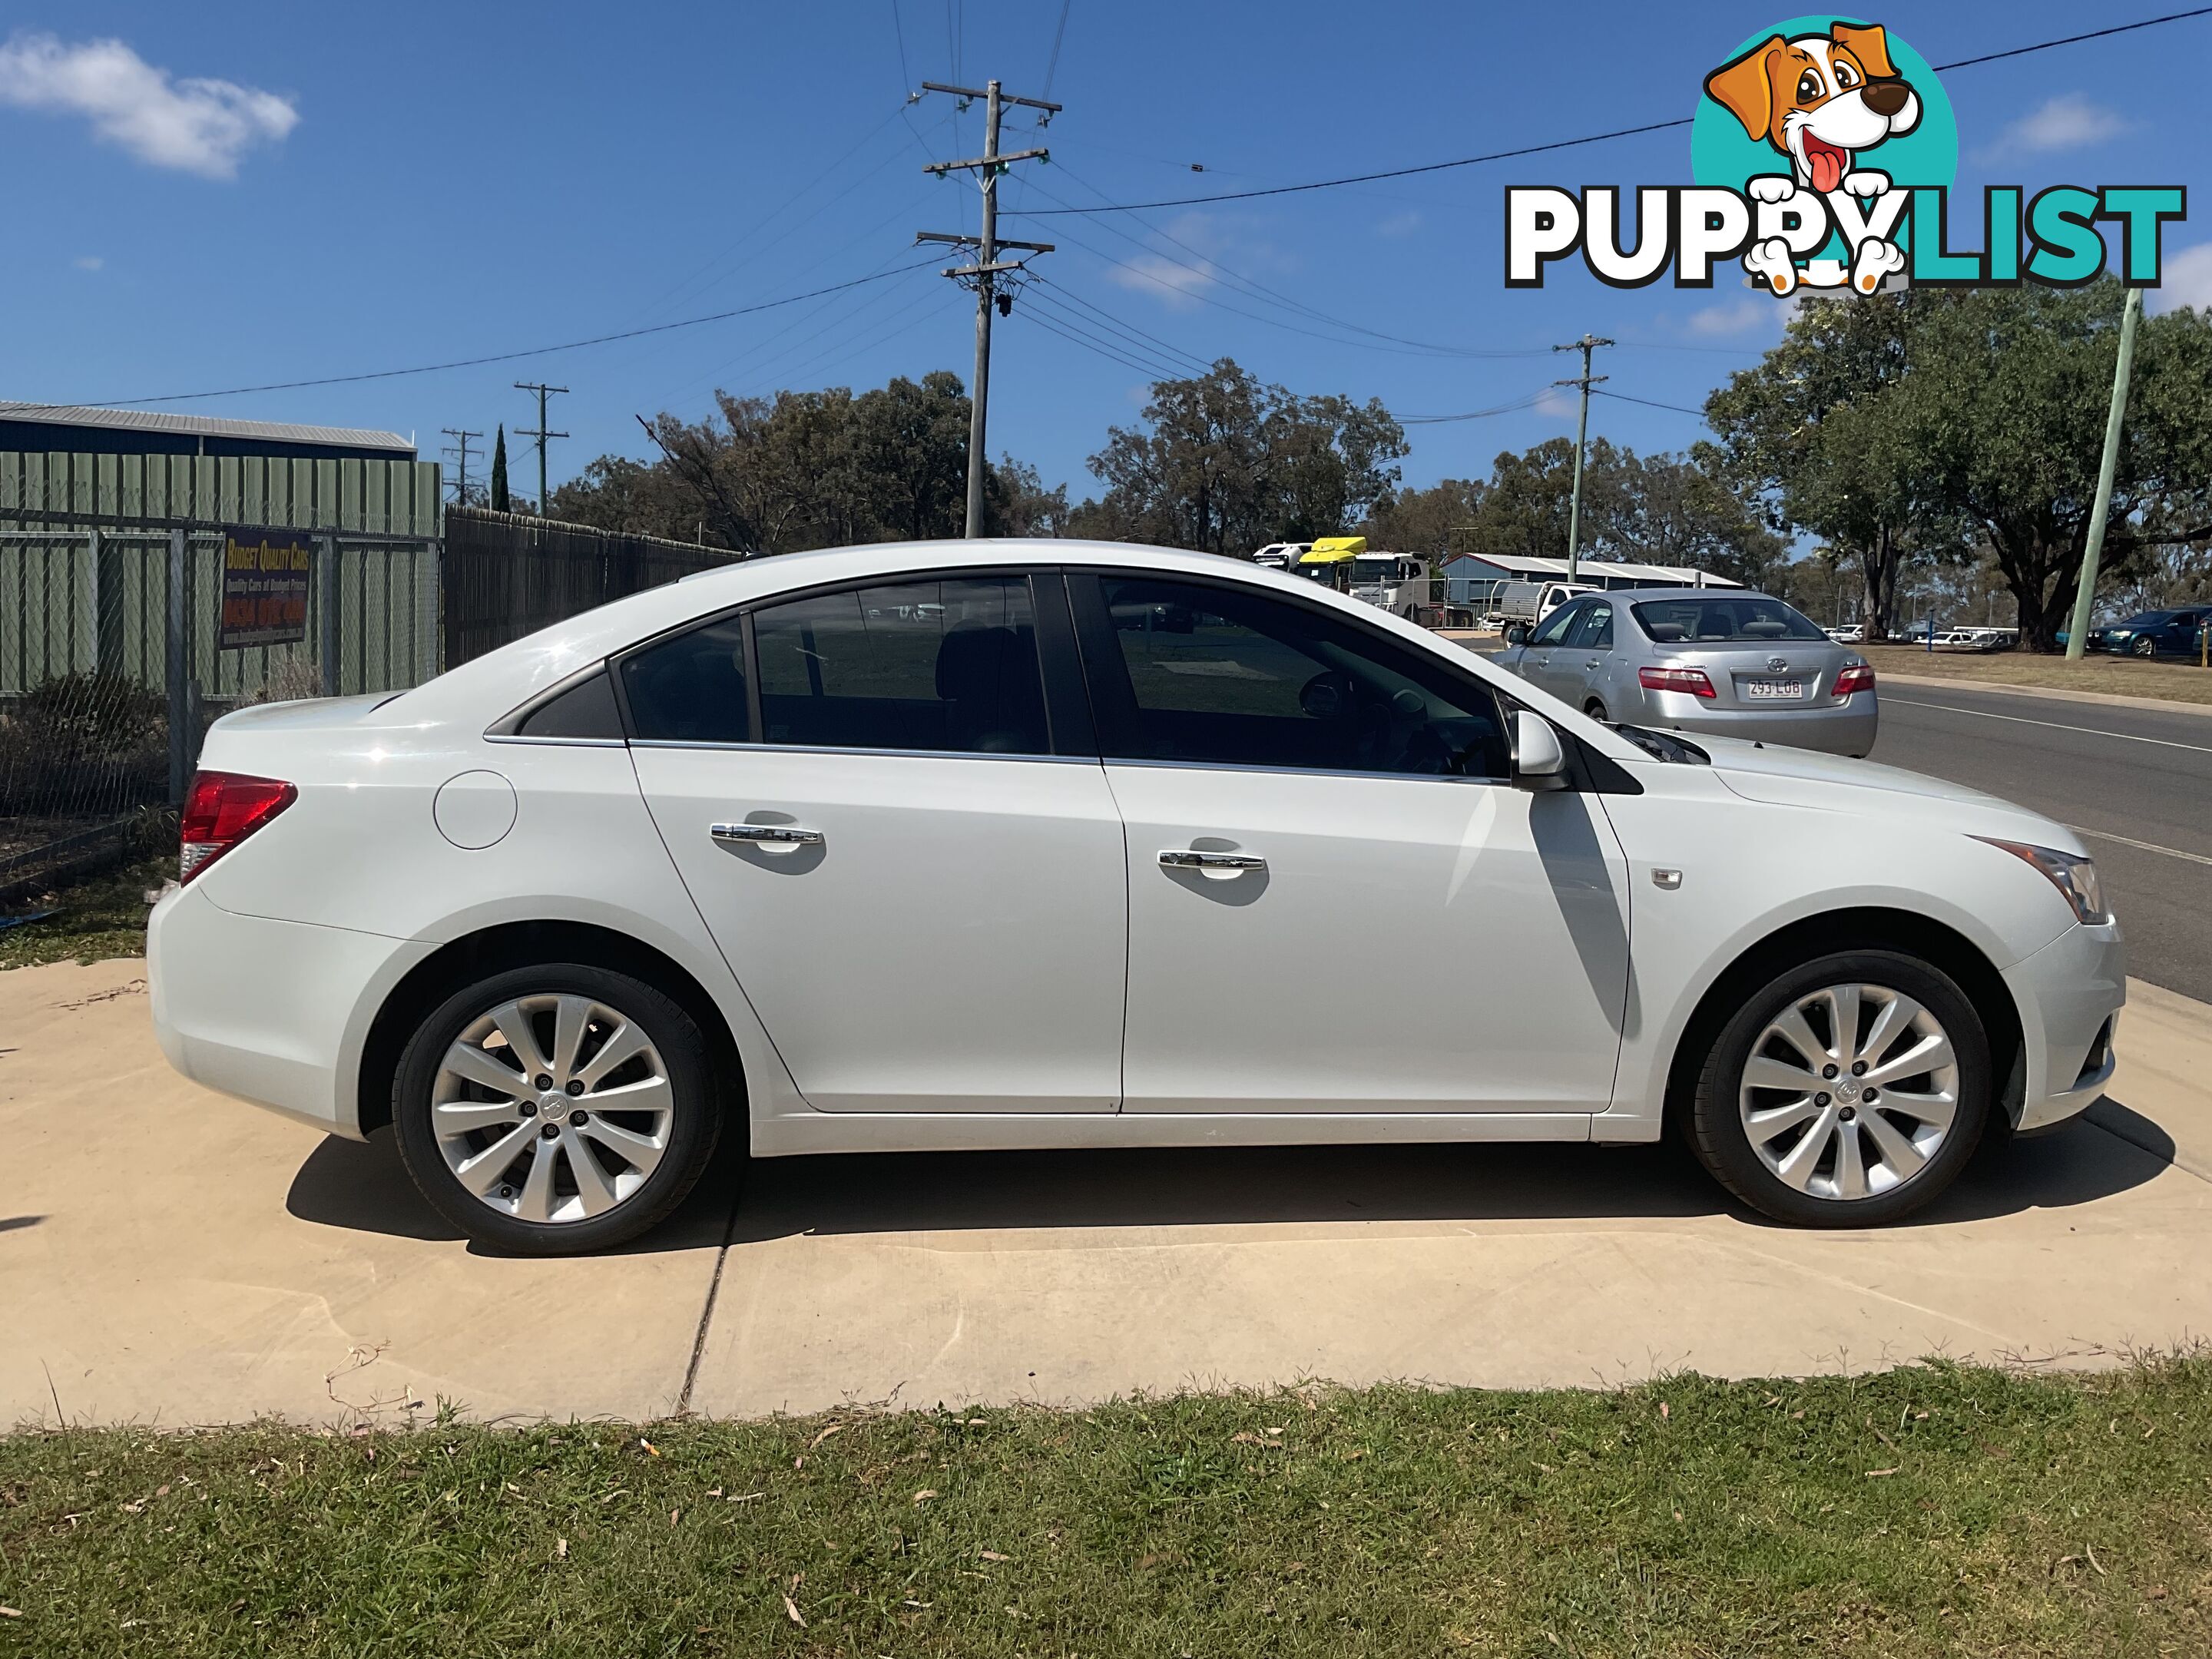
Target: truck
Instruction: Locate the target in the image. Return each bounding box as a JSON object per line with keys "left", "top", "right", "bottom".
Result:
{"left": 1491, "top": 580, "right": 1597, "bottom": 629}
{"left": 1296, "top": 537, "right": 1439, "bottom": 619}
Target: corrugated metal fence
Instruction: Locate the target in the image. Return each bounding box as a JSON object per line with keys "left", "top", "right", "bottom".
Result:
{"left": 1, "top": 452, "right": 442, "bottom": 902}
{"left": 444, "top": 506, "right": 736, "bottom": 667}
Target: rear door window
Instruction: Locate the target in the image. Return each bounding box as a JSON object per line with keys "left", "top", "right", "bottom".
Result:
{"left": 752, "top": 575, "right": 1050, "bottom": 756}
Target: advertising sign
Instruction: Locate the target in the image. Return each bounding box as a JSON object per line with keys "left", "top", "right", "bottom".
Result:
{"left": 219, "top": 528, "right": 314, "bottom": 650}
{"left": 1505, "top": 16, "right": 2185, "bottom": 296}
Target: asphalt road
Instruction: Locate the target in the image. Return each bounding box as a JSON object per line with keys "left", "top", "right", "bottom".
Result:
{"left": 1869, "top": 682, "right": 2212, "bottom": 1002}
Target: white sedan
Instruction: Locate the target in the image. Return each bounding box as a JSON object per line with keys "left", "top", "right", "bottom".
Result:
{"left": 149, "top": 540, "right": 2124, "bottom": 1252}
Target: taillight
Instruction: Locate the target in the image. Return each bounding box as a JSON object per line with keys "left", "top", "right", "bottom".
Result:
{"left": 180, "top": 770, "right": 296, "bottom": 882}
{"left": 1834, "top": 664, "right": 1876, "bottom": 697}
{"left": 1639, "top": 666, "right": 1717, "bottom": 699}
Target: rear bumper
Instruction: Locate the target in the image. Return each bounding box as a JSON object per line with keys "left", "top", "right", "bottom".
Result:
{"left": 2002, "top": 919, "right": 2126, "bottom": 1134}
{"left": 1637, "top": 694, "right": 1879, "bottom": 757}
{"left": 148, "top": 883, "right": 432, "bottom": 1138}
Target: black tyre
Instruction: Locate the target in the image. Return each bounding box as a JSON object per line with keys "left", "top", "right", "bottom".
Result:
{"left": 1688, "top": 949, "right": 1990, "bottom": 1227}
{"left": 1584, "top": 698, "right": 1609, "bottom": 722}
{"left": 393, "top": 963, "right": 723, "bottom": 1254}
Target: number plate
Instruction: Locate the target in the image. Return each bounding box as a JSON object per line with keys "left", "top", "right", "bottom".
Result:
{"left": 1745, "top": 678, "right": 1805, "bottom": 700}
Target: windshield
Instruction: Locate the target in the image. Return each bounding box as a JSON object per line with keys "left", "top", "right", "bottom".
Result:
{"left": 1351, "top": 558, "right": 1396, "bottom": 583}
{"left": 1631, "top": 595, "right": 1826, "bottom": 644}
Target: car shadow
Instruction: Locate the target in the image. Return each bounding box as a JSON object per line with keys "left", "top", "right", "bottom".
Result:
{"left": 286, "top": 1098, "right": 2174, "bottom": 1253}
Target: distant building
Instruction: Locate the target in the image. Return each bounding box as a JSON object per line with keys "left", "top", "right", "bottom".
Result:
{"left": 1442, "top": 552, "right": 1743, "bottom": 608}
{"left": 0, "top": 402, "right": 414, "bottom": 465}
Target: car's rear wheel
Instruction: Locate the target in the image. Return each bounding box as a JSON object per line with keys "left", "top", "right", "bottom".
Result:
{"left": 1688, "top": 950, "right": 1989, "bottom": 1227}
{"left": 394, "top": 964, "right": 721, "bottom": 1253}
{"left": 1584, "top": 697, "right": 1609, "bottom": 722}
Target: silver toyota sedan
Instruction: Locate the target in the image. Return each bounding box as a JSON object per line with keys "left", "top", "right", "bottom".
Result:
{"left": 1493, "top": 588, "right": 1876, "bottom": 757}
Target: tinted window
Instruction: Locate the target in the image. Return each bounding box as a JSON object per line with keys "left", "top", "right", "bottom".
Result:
{"left": 1088, "top": 575, "right": 1508, "bottom": 778}
{"left": 518, "top": 671, "right": 624, "bottom": 740}
{"left": 753, "top": 575, "right": 1048, "bottom": 755}
{"left": 1567, "top": 601, "right": 1614, "bottom": 650}
{"left": 1631, "top": 595, "right": 1826, "bottom": 643}
{"left": 621, "top": 616, "right": 749, "bottom": 743}
{"left": 1529, "top": 602, "right": 1579, "bottom": 647}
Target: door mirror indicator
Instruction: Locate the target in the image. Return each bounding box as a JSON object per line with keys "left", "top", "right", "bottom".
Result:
{"left": 1511, "top": 711, "right": 1569, "bottom": 792}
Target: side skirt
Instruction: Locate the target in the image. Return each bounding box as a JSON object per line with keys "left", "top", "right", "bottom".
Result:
{"left": 749, "top": 1111, "right": 1598, "bottom": 1157}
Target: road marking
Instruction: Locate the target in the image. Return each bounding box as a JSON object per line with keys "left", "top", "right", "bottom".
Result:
{"left": 1886, "top": 697, "right": 2212, "bottom": 757}
{"left": 2066, "top": 826, "right": 2212, "bottom": 868}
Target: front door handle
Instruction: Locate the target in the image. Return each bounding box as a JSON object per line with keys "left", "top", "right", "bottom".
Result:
{"left": 712, "top": 822, "right": 823, "bottom": 849}
{"left": 1584, "top": 657, "right": 1603, "bottom": 669}
{"left": 1159, "top": 849, "right": 1266, "bottom": 875}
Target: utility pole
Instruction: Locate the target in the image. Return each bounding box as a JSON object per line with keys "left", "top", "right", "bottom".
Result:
{"left": 1551, "top": 334, "right": 1613, "bottom": 581}
{"left": 916, "top": 78, "right": 1060, "bottom": 536}
{"left": 439, "top": 428, "right": 482, "bottom": 505}
{"left": 515, "top": 382, "right": 569, "bottom": 516}
{"left": 2065, "top": 287, "right": 2144, "bottom": 661}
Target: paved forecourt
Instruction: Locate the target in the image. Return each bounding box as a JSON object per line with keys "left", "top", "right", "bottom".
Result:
{"left": 5, "top": 956, "right": 2211, "bottom": 1426}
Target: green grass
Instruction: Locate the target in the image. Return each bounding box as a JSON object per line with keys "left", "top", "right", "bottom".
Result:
{"left": 0, "top": 855, "right": 166, "bottom": 972}
{"left": 4, "top": 1362, "right": 2210, "bottom": 1656}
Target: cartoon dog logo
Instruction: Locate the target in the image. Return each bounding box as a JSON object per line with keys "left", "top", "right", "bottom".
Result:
{"left": 1704, "top": 22, "right": 1922, "bottom": 295}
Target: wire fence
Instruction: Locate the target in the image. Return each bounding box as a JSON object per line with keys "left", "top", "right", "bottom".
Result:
{"left": 1, "top": 525, "right": 439, "bottom": 904}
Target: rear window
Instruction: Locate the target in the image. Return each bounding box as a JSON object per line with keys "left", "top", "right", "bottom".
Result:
{"left": 1631, "top": 596, "right": 1826, "bottom": 644}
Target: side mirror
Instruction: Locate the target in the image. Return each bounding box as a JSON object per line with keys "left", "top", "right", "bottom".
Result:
{"left": 1511, "top": 710, "right": 1569, "bottom": 792}
{"left": 1504, "top": 622, "right": 1531, "bottom": 646}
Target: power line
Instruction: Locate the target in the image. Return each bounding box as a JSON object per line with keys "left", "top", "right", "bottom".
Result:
{"left": 87, "top": 260, "right": 944, "bottom": 406}
{"left": 1021, "top": 287, "right": 1202, "bottom": 379}
{"left": 889, "top": 0, "right": 913, "bottom": 87}
{"left": 1595, "top": 388, "right": 1708, "bottom": 416}
{"left": 1005, "top": 8, "right": 2212, "bottom": 217}
{"left": 1400, "top": 392, "right": 1551, "bottom": 424}
{"left": 1041, "top": 0, "right": 1073, "bottom": 99}
{"left": 1026, "top": 276, "right": 1214, "bottom": 374}
{"left": 439, "top": 429, "right": 482, "bottom": 503}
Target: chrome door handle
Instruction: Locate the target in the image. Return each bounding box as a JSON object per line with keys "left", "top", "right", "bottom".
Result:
{"left": 1584, "top": 658, "right": 1602, "bottom": 669}
{"left": 711, "top": 822, "right": 823, "bottom": 848}
{"left": 1159, "top": 849, "right": 1266, "bottom": 874}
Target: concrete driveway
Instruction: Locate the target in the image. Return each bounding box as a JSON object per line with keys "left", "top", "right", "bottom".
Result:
{"left": 6, "top": 955, "right": 2212, "bottom": 1426}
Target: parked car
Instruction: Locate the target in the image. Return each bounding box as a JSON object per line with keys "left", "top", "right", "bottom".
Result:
{"left": 1493, "top": 588, "right": 1877, "bottom": 757}
{"left": 1825, "top": 624, "right": 1866, "bottom": 644}
{"left": 150, "top": 540, "right": 2121, "bottom": 1250}
{"left": 2094, "top": 606, "right": 2212, "bottom": 659}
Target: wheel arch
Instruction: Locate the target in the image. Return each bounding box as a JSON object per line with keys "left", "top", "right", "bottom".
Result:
{"left": 1661, "top": 906, "right": 2025, "bottom": 1141}
{"left": 356, "top": 920, "right": 747, "bottom": 1137}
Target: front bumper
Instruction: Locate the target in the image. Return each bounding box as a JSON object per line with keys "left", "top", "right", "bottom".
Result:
{"left": 2002, "top": 918, "right": 2126, "bottom": 1134}
{"left": 149, "top": 882, "right": 432, "bottom": 1137}
{"left": 1637, "top": 693, "right": 1879, "bottom": 757}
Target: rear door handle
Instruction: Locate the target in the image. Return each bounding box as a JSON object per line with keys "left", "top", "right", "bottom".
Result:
{"left": 1159, "top": 849, "right": 1266, "bottom": 875}
{"left": 712, "top": 822, "right": 823, "bottom": 849}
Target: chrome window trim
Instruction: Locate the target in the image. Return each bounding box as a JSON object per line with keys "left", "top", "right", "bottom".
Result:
{"left": 483, "top": 734, "right": 629, "bottom": 750}
{"left": 1100, "top": 756, "right": 1511, "bottom": 788}
{"left": 626, "top": 739, "right": 1093, "bottom": 766}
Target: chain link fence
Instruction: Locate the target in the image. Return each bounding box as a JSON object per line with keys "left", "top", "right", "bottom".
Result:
{"left": 1, "top": 524, "right": 439, "bottom": 904}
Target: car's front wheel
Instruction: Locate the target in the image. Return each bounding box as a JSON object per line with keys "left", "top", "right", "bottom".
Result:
{"left": 393, "top": 964, "right": 723, "bottom": 1253}
{"left": 1688, "top": 950, "right": 1990, "bottom": 1227}
{"left": 2134, "top": 637, "right": 2157, "bottom": 657}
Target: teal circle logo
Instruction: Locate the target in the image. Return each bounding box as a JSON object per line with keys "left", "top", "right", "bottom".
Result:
{"left": 1691, "top": 15, "right": 1955, "bottom": 194}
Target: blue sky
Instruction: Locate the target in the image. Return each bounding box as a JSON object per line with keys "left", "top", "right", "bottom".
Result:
{"left": 5, "top": 2, "right": 2207, "bottom": 505}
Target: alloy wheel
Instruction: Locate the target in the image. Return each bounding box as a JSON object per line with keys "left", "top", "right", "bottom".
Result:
{"left": 1737, "top": 982, "right": 1959, "bottom": 1202}
{"left": 431, "top": 992, "right": 674, "bottom": 1224}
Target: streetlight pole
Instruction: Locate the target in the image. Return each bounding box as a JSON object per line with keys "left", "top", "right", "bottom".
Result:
{"left": 2065, "top": 286, "right": 2144, "bottom": 660}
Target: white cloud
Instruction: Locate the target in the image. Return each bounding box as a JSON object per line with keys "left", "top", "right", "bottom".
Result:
{"left": 1687, "top": 293, "right": 1786, "bottom": 336}
{"left": 2150, "top": 242, "right": 2212, "bottom": 314}
{"left": 72, "top": 253, "right": 101, "bottom": 270}
{"left": 1535, "top": 387, "right": 1580, "bottom": 422}
{"left": 1376, "top": 210, "right": 1422, "bottom": 238}
{"left": 1993, "top": 93, "right": 2126, "bottom": 157}
{"left": 0, "top": 32, "right": 298, "bottom": 178}
{"left": 1106, "top": 251, "right": 1217, "bottom": 310}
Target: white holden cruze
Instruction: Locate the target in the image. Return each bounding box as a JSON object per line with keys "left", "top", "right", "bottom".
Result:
{"left": 149, "top": 540, "right": 2123, "bottom": 1252}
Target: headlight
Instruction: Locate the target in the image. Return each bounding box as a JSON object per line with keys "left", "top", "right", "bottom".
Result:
{"left": 1973, "top": 838, "right": 2108, "bottom": 925}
